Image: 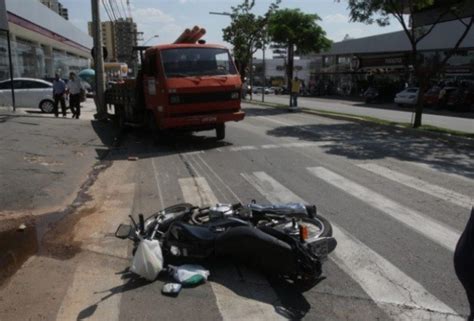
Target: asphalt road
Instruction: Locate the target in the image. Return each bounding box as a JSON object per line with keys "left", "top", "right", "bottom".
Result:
{"left": 1, "top": 102, "right": 473, "bottom": 320}
{"left": 255, "top": 94, "right": 474, "bottom": 134}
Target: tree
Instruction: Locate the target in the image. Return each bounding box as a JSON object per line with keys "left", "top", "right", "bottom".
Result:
{"left": 222, "top": 0, "right": 280, "bottom": 82}
{"left": 267, "top": 9, "right": 331, "bottom": 97}
{"left": 344, "top": 0, "right": 474, "bottom": 128}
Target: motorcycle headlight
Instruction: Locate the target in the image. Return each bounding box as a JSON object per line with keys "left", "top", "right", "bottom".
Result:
{"left": 170, "top": 95, "right": 180, "bottom": 104}
{"left": 230, "top": 92, "right": 240, "bottom": 100}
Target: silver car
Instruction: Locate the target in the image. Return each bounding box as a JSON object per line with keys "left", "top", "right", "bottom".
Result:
{"left": 394, "top": 87, "right": 419, "bottom": 106}
{"left": 0, "top": 78, "right": 55, "bottom": 112}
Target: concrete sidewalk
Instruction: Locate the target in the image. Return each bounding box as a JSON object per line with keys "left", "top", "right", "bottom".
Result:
{"left": 252, "top": 95, "right": 474, "bottom": 134}
{"left": 0, "top": 98, "right": 117, "bottom": 218}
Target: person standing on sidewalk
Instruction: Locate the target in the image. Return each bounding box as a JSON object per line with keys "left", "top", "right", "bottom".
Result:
{"left": 52, "top": 73, "right": 67, "bottom": 117}
{"left": 289, "top": 77, "right": 301, "bottom": 109}
{"left": 67, "top": 72, "right": 84, "bottom": 119}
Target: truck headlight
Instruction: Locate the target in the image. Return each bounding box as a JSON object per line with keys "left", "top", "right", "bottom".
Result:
{"left": 230, "top": 92, "right": 239, "bottom": 99}
{"left": 170, "top": 95, "right": 180, "bottom": 104}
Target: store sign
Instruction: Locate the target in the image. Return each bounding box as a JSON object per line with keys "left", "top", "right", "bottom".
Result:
{"left": 0, "top": 0, "right": 8, "bottom": 31}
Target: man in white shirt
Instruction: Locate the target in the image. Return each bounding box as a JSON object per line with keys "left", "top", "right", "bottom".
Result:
{"left": 67, "top": 72, "right": 84, "bottom": 119}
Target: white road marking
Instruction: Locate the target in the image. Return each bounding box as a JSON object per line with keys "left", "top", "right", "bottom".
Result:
{"left": 358, "top": 163, "right": 473, "bottom": 209}
{"left": 261, "top": 144, "right": 279, "bottom": 149}
{"left": 402, "top": 160, "right": 474, "bottom": 185}
{"left": 180, "top": 150, "right": 204, "bottom": 156}
{"left": 178, "top": 176, "right": 285, "bottom": 321}
{"left": 229, "top": 145, "right": 258, "bottom": 151}
{"left": 196, "top": 154, "right": 242, "bottom": 203}
{"left": 151, "top": 158, "right": 165, "bottom": 209}
{"left": 243, "top": 171, "right": 461, "bottom": 320}
{"left": 307, "top": 167, "right": 461, "bottom": 252}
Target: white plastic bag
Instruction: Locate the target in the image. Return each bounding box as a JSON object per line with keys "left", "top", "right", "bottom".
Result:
{"left": 169, "top": 264, "right": 210, "bottom": 286}
{"left": 130, "top": 239, "right": 163, "bottom": 281}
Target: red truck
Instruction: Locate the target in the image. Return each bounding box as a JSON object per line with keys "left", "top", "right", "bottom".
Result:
{"left": 105, "top": 26, "right": 245, "bottom": 140}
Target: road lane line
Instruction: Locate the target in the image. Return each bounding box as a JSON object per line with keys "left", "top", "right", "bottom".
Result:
{"left": 178, "top": 176, "right": 285, "bottom": 321}
{"left": 307, "top": 167, "right": 461, "bottom": 252}
{"left": 229, "top": 145, "right": 258, "bottom": 151}
{"left": 242, "top": 171, "right": 461, "bottom": 320}
{"left": 261, "top": 144, "right": 279, "bottom": 149}
{"left": 151, "top": 158, "right": 165, "bottom": 210}
{"left": 196, "top": 154, "right": 242, "bottom": 203}
{"left": 358, "top": 163, "right": 473, "bottom": 209}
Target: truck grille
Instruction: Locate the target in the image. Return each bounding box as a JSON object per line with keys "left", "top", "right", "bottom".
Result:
{"left": 169, "top": 91, "right": 239, "bottom": 105}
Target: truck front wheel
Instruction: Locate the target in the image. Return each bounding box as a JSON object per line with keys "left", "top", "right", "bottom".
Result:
{"left": 216, "top": 124, "right": 225, "bottom": 140}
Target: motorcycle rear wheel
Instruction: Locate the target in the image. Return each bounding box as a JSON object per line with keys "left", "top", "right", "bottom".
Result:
{"left": 274, "top": 215, "right": 332, "bottom": 240}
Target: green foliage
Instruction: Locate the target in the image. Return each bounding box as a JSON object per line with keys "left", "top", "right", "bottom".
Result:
{"left": 267, "top": 8, "right": 331, "bottom": 54}
{"left": 346, "top": 0, "right": 434, "bottom": 26}
{"left": 222, "top": 0, "right": 280, "bottom": 79}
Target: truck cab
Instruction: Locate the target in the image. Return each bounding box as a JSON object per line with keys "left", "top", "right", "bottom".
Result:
{"left": 140, "top": 43, "right": 244, "bottom": 140}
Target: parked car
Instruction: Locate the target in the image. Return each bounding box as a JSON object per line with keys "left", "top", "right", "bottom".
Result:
{"left": 394, "top": 87, "right": 419, "bottom": 106}
{"left": 437, "top": 86, "right": 458, "bottom": 109}
{"left": 252, "top": 86, "right": 274, "bottom": 95}
{"left": 0, "top": 78, "right": 55, "bottom": 112}
{"left": 446, "top": 86, "right": 474, "bottom": 112}
{"left": 423, "top": 86, "right": 441, "bottom": 107}
{"left": 363, "top": 87, "right": 379, "bottom": 103}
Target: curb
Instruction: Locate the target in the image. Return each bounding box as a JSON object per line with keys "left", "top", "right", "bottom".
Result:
{"left": 247, "top": 100, "right": 474, "bottom": 147}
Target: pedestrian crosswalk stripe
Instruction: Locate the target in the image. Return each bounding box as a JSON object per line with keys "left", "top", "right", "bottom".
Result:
{"left": 242, "top": 171, "right": 461, "bottom": 320}
{"left": 357, "top": 163, "right": 473, "bottom": 209}
{"left": 307, "top": 167, "right": 461, "bottom": 252}
{"left": 402, "top": 160, "right": 474, "bottom": 185}
{"left": 178, "top": 176, "right": 285, "bottom": 321}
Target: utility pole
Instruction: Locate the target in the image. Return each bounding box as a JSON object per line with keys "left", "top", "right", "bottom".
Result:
{"left": 262, "top": 42, "right": 266, "bottom": 103}
{"left": 91, "top": 0, "right": 107, "bottom": 120}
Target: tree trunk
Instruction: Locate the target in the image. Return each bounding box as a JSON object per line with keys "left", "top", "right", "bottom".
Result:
{"left": 411, "top": 48, "right": 423, "bottom": 128}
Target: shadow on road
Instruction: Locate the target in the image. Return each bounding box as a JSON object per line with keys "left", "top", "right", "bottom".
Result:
{"left": 242, "top": 106, "right": 289, "bottom": 117}
{"left": 266, "top": 122, "right": 474, "bottom": 179}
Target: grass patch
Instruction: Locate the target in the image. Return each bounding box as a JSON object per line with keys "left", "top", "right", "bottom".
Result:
{"left": 246, "top": 99, "right": 474, "bottom": 139}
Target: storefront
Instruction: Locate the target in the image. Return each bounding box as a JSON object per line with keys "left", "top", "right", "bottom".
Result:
{"left": 311, "top": 18, "right": 474, "bottom": 97}
{"left": 0, "top": 0, "right": 91, "bottom": 81}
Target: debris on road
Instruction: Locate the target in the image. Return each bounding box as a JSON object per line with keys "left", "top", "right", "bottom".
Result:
{"left": 128, "top": 156, "right": 139, "bottom": 161}
{"left": 169, "top": 264, "right": 210, "bottom": 286}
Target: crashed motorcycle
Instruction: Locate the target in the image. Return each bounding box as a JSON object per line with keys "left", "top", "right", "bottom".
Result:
{"left": 115, "top": 202, "right": 337, "bottom": 285}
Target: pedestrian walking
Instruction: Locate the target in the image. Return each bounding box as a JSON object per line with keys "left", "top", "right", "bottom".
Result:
{"left": 290, "top": 77, "right": 301, "bottom": 108}
{"left": 454, "top": 207, "right": 474, "bottom": 321}
{"left": 52, "top": 73, "right": 67, "bottom": 117}
{"left": 67, "top": 72, "right": 84, "bottom": 119}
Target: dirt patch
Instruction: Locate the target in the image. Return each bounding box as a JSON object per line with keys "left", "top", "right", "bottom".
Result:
{"left": 40, "top": 206, "right": 98, "bottom": 260}
{"left": 0, "top": 160, "right": 113, "bottom": 286}
{"left": 0, "top": 216, "right": 38, "bottom": 287}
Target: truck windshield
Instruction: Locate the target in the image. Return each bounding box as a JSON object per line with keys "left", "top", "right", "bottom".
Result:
{"left": 161, "top": 47, "right": 237, "bottom": 77}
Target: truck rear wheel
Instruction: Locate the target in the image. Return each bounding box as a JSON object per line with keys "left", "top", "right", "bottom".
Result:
{"left": 216, "top": 124, "right": 225, "bottom": 140}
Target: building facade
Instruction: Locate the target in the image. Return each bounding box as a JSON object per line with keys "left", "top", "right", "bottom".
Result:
{"left": 0, "top": 0, "right": 91, "bottom": 80}
{"left": 311, "top": 19, "right": 474, "bottom": 96}
{"left": 251, "top": 58, "right": 314, "bottom": 88}
{"left": 88, "top": 18, "right": 138, "bottom": 73}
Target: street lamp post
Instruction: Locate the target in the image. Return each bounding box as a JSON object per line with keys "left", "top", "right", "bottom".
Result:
{"left": 143, "top": 34, "right": 159, "bottom": 46}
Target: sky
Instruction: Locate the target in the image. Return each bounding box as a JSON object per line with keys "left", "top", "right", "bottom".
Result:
{"left": 62, "top": 0, "right": 403, "bottom": 58}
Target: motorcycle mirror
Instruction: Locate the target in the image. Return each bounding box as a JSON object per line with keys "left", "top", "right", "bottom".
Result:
{"left": 115, "top": 224, "right": 132, "bottom": 239}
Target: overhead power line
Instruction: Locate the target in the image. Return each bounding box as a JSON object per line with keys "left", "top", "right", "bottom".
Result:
{"left": 110, "top": 0, "right": 123, "bottom": 19}
{"left": 119, "top": 0, "right": 128, "bottom": 19}
{"left": 107, "top": 0, "right": 118, "bottom": 21}
{"left": 101, "top": 0, "right": 113, "bottom": 21}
